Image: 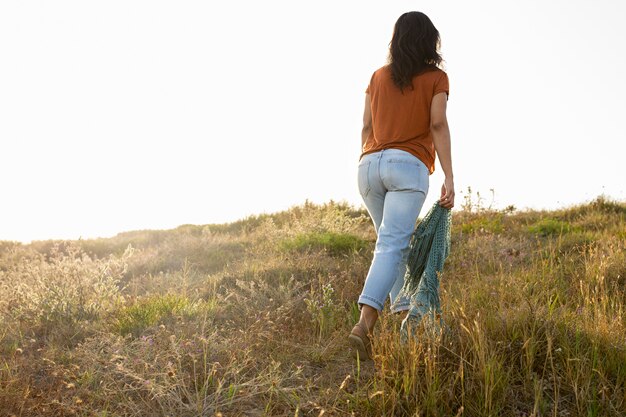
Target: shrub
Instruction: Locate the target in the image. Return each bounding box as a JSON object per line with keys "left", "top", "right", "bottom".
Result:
{"left": 0, "top": 242, "right": 129, "bottom": 329}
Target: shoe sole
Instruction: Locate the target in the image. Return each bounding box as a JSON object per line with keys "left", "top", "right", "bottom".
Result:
{"left": 348, "top": 333, "right": 371, "bottom": 361}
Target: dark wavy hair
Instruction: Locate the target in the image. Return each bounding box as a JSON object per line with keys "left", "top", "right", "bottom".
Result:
{"left": 388, "top": 12, "right": 443, "bottom": 91}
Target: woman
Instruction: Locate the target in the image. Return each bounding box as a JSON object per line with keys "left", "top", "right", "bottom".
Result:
{"left": 348, "top": 11, "right": 455, "bottom": 361}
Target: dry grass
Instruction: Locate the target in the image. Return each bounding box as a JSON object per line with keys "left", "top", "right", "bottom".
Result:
{"left": 0, "top": 197, "right": 625, "bottom": 416}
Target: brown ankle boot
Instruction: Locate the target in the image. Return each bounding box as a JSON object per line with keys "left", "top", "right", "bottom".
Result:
{"left": 348, "top": 322, "right": 373, "bottom": 361}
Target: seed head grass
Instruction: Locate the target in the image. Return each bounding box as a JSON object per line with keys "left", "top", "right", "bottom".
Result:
{"left": 0, "top": 197, "right": 624, "bottom": 416}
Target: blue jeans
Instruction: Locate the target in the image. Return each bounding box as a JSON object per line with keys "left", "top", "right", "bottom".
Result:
{"left": 357, "top": 148, "right": 429, "bottom": 313}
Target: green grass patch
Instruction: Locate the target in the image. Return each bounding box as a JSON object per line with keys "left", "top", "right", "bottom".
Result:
{"left": 280, "top": 232, "right": 367, "bottom": 256}
{"left": 527, "top": 218, "right": 581, "bottom": 236}
{"left": 461, "top": 214, "right": 504, "bottom": 234}
{"left": 557, "top": 231, "right": 596, "bottom": 253}
{"left": 113, "top": 294, "right": 215, "bottom": 337}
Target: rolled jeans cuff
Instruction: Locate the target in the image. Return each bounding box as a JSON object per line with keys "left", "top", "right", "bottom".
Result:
{"left": 358, "top": 294, "right": 384, "bottom": 311}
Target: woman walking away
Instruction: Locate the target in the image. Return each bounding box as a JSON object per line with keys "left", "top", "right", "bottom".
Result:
{"left": 348, "top": 11, "right": 455, "bottom": 361}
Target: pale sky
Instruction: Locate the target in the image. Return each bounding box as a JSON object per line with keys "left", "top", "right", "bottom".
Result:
{"left": 1, "top": 0, "right": 625, "bottom": 243}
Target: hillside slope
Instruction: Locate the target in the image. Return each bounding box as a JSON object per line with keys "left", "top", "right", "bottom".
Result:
{"left": 1, "top": 197, "right": 625, "bottom": 416}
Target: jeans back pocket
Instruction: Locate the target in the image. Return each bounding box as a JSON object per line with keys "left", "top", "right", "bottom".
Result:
{"left": 357, "top": 160, "right": 371, "bottom": 198}
{"left": 385, "top": 158, "right": 429, "bottom": 194}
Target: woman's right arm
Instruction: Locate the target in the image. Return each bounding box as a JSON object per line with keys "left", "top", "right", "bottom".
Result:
{"left": 431, "top": 92, "right": 455, "bottom": 208}
{"left": 361, "top": 93, "right": 372, "bottom": 151}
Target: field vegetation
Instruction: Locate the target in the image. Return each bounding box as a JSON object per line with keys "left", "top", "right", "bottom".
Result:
{"left": 0, "top": 195, "right": 625, "bottom": 416}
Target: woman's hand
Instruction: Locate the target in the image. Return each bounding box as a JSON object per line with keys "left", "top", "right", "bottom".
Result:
{"left": 439, "top": 176, "right": 455, "bottom": 208}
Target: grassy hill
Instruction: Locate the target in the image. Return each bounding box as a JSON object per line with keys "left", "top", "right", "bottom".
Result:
{"left": 0, "top": 197, "right": 625, "bottom": 416}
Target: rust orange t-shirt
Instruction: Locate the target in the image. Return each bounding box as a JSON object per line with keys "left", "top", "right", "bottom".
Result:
{"left": 360, "top": 65, "right": 449, "bottom": 174}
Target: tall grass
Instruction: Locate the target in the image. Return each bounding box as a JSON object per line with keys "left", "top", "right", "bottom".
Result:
{"left": 0, "top": 197, "right": 624, "bottom": 416}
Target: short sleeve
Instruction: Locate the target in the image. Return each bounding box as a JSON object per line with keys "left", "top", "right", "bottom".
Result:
{"left": 433, "top": 71, "right": 449, "bottom": 99}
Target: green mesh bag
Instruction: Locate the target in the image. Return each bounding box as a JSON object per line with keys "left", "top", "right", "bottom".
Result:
{"left": 399, "top": 201, "right": 452, "bottom": 341}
